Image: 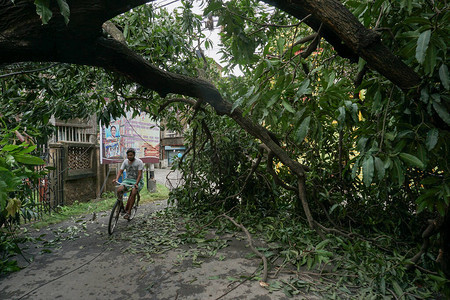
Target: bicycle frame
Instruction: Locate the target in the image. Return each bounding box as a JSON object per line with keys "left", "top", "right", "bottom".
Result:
{"left": 108, "top": 183, "right": 141, "bottom": 235}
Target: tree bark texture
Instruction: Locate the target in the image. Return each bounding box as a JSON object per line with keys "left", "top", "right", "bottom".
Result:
{"left": 263, "top": 0, "right": 421, "bottom": 90}
{"left": 441, "top": 210, "right": 450, "bottom": 278}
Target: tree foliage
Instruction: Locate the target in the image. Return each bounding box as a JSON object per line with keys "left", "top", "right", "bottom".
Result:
{"left": 0, "top": 0, "right": 449, "bottom": 295}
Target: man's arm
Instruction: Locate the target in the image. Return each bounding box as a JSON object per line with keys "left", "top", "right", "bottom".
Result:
{"left": 113, "top": 169, "right": 124, "bottom": 183}
{"left": 134, "top": 169, "right": 142, "bottom": 189}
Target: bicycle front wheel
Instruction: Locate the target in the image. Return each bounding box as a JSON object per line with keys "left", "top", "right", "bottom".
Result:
{"left": 108, "top": 201, "right": 121, "bottom": 235}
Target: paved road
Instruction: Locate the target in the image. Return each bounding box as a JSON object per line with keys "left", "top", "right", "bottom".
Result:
{"left": 0, "top": 168, "right": 295, "bottom": 300}
{"left": 153, "top": 168, "right": 183, "bottom": 190}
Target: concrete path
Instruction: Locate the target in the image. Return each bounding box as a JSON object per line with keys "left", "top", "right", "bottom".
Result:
{"left": 0, "top": 169, "right": 296, "bottom": 300}
{"left": 153, "top": 168, "right": 182, "bottom": 188}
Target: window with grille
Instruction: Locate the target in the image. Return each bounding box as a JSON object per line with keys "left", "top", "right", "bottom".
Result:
{"left": 68, "top": 146, "right": 92, "bottom": 170}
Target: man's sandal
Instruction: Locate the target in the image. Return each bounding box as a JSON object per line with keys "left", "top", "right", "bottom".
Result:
{"left": 123, "top": 213, "right": 130, "bottom": 220}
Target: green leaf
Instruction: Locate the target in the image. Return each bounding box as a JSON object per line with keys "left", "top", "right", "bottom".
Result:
{"left": 34, "top": 0, "right": 53, "bottom": 25}
{"left": 432, "top": 102, "right": 450, "bottom": 125}
{"left": 14, "top": 154, "right": 45, "bottom": 165}
{"left": 439, "top": 64, "right": 449, "bottom": 90}
{"left": 56, "top": 0, "right": 70, "bottom": 25}
{"left": 357, "top": 137, "right": 368, "bottom": 153}
{"left": 282, "top": 100, "right": 295, "bottom": 113}
{"left": 416, "top": 30, "right": 431, "bottom": 64}
{"left": 384, "top": 157, "right": 392, "bottom": 169}
{"left": 204, "top": 1, "right": 223, "bottom": 15}
{"left": 399, "top": 153, "right": 425, "bottom": 169}
{"left": 246, "top": 93, "right": 259, "bottom": 109}
{"left": 19, "top": 144, "right": 37, "bottom": 154}
{"left": 374, "top": 157, "right": 385, "bottom": 180}
{"left": 394, "top": 139, "right": 407, "bottom": 153}
{"left": 295, "top": 116, "right": 311, "bottom": 143}
{"left": 266, "top": 94, "right": 278, "bottom": 108}
{"left": 423, "top": 42, "right": 437, "bottom": 75}
{"left": 351, "top": 103, "right": 359, "bottom": 122}
{"left": 392, "top": 280, "right": 403, "bottom": 298}
{"left": 296, "top": 79, "right": 311, "bottom": 97}
{"left": 404, "top": 17, "right": 432, "bottom": 25}
{"left": 421, "top": 176, "right": 440, "bottom": 185}
{"left": 437, "top": 202, "right": 446, "bottom": 216}
{"left": 315, "top": 239, "right": 331, "bottom": 250}
{"left": 295, "top": 107, "right": 306, "bottom": 122}
{"left": 254, "top": 63, "right": 264, "bottom": 79}
{"left": 326, "top": 72, "right": 336, "bottom": 90}
{"left": 428, "top": 274, "right": 448, "bottom": 283}
{"left": 416, "top": 143, "right": 427, "bottom": 164}
{"left": 420, "top": 88, "right": 429, "bottom": 102}
{"left": 1, "top": 144, "right": 20, "bottom": 152}
{"left": 277, "top": 37, "right": 285, "bottom": 55}
{"left": 393, "top": 158, "right": 405, "bottom": 186}
{"left": 380, "top": 277, "right": 386, "bottom": 295}
{"left": 231, "top": 97, "right": 244, "bottom": 113}
{"left": 426, "top": 128, "right": 439, "bottom": 150}
{"left": 362, "top": 156, "right": 374, "bottom": 186}
{"left": 337, "top": 106, "right": 346, "bottom": 124}
{"left": 329, "top": 203, "right": 339, "bottom": 215}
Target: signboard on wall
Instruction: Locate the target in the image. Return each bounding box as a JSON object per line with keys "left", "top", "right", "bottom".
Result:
{"left": 100, "top": 112, "right": 160, "bottom": 164}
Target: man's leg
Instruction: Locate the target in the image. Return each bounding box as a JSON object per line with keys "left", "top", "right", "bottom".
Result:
{"left": 117, "top": 186, "right": 124, "bottom": 200}
{"left": 117, "top": 186, "right": 125, "bottom": 212}
{"left": 125, "top": 188, "right": 138, "bottom": 214}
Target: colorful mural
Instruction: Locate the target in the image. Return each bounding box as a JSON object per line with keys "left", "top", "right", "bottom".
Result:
{"left": 100, "top": 112, "right": 160, "bottom": 164}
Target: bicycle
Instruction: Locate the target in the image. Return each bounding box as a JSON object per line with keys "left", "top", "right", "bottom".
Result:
{"left": 108, "top": 182, "right": 141, "bottom": 235}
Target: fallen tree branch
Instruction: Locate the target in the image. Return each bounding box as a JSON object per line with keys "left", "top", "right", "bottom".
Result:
{"left": 221, "top": 214, "right": 268, "bottom": 284}
{"left": 0, "top": 63, "right": 60, "bottom": 78}
{"left": 176, "top": 145, "right": 192, "bottom": 170}
{"left": 266, "top": 150, "right": 297, "bottom": 192}
{"left": 300, "top": 24, "right": 322, "bottom": 59}
{"left": 407, "top": 217, "right": 443, "bottom": 269}
{"left": 214, "top": 267, "right": 258, "bottom": 300}
{"left": 282, "top": 33, "right": 317, "bottom": 57}
{"left": 314, "top": 221, "right": 394, "bottom": 253}
{"left": 102, "top": 21, "right": 126, "bottom": 44}
{"left": 199, "top": 119, "right": 222, "bottom": 176}
{"left": 224, "top": 146, "right": 265, "bottom": 201}
{"left": 298, "top": 177, "right": 320, "bottom": 234}
{"left": 158, "top": 97, "right": 199, "bottom": 114}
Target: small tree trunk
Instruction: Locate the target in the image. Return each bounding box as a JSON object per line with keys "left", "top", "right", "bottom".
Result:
{"left": 440, "top": 208, "right": 450, "bottom": 279}
{"left": 298, "top": 177, "right": 314, "bottom": 229}
{"left": 338, "top": 129, "right": 343, "bottom": 181}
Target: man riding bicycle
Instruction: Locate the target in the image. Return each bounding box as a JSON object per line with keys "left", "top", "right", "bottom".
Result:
{"left": 112, "top": 148, "right": 144, "bottom": 219}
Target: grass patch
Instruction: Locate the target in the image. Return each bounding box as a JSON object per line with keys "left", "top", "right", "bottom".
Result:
{"left": 139, "top": 183, "right": 170, "bottom": 205}
{"left": 30, "top": 183, "right": 169, "bottom": 228}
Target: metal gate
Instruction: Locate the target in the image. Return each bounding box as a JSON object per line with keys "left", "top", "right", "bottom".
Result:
{"left": 29, "top": 145, "right": 65, "bottom": 220}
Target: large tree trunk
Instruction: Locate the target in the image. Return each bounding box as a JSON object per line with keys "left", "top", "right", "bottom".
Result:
{"left": 1, "top": 0, "right": 420, "bottom": 91}
{"left": 263, "top": 0, "right": 421, "bottom": 90}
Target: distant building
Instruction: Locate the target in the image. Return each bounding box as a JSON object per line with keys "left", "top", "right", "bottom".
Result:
{"left": 159, "top": 120, "right": 186, "bottom": 167}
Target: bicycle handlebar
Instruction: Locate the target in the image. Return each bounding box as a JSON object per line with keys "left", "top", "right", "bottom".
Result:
{"left": 114, "top": 182, "right": 136, "bottom": 187}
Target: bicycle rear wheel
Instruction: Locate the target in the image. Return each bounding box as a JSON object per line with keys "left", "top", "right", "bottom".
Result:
{"left": 108, "top": 201, "right": 121, "bottom": 235}
{"left": 128, "top": 193, "right": 140, "bottom": 221}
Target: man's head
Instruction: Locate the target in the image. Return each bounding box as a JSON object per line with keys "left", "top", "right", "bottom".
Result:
{"left": 126, "top": 148, "right": 136, "bottom": 161}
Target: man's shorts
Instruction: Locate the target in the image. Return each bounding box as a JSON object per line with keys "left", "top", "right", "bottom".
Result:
{"left": 122, "top": 178, "right": 144, "bottom": 191}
